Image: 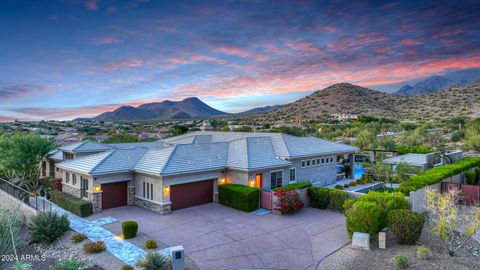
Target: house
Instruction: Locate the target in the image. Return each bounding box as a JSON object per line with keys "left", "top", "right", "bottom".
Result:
{"left": 383, "top": 151, "right": 463, "bottom": 172}
{"left": 46, "top": 131, "right": 358, "bottom": 214}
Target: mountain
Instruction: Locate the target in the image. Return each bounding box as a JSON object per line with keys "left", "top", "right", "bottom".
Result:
{"left": 93, "top": 97, "right": 226, "bottom": 121}
{"left": 263, "top": 83, "right": 480, "bottom": 121}
{"left": 395, "top": 76, "right": 468, "bottom": 96}
{"left": 240, "top": 105, "right": 284, "bottom": 114}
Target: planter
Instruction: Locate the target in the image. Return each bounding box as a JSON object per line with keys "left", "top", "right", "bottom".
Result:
{"left": 40, "top": 189, "right": 46, "bottom": 197}
{"left": 272, "top": 187, "right": 309, "bottom": 215}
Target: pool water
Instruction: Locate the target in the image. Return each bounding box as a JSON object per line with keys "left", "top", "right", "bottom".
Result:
{"left": 336, "top": 163, "right": 366, "bottom": 180}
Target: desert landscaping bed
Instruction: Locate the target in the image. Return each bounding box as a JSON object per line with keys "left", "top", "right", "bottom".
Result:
{"left": 318, "top": 225, "right": 480, "bottom": 270}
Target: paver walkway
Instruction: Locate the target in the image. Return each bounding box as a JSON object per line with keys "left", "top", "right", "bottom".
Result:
{"left": 96, "top": 203, "right": 350, "bottom": 270}
{"left": 41, "top": 197, "right": 145, "bottom": 265}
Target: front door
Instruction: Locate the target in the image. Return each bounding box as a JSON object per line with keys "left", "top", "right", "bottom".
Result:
{"left": 255, "top": 173, "right": 262, "bottom": 189}
{"left": 80, "top": 177, "right": 88, "bottom": 198}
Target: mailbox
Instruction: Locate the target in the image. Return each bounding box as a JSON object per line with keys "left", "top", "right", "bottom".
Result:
{"left": 170, "top": 246, "right": 185, "bottom": 270}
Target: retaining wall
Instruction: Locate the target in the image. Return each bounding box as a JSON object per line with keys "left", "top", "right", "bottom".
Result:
{"left": 0, "top": 189, "right": 37, "bottom": 223}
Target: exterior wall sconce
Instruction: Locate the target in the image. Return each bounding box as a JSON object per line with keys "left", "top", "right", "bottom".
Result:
{"left": 163, "top": 186, "right": 170, "bottom": 196}
{"left": 249, "top": 180, "right": 255, "bottom": 187}
{"left": 219, "top": 178, "right": 226, "bottom": 185}
{"left": 93, "top": 185, "right": 101, "bottom": 192}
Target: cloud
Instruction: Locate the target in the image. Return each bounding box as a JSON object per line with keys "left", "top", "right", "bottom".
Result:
{"left": 85, "top": 0, "right": 98, "bottom": 10}
{"left": 0, "top": 84, "right": 49, "bottom": 103}
{"left": 104, "top": 59, "right": 145, "bottom": 71}
{"left": 92, "top": 37, "right": 123, "bottom": 45}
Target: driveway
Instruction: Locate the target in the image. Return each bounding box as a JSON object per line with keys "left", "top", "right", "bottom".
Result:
{"left": 98, "top": 203, "right": 350, "bottom": 270}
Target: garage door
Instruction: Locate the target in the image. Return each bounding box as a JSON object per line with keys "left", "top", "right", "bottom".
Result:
{"left": 102, "top": 181, "right": 128, "bottom": 209}
{"left": 170, "top": 180, "right": 213, "bottom": 210}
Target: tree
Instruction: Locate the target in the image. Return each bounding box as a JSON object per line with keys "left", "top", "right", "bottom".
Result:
{"left": 463, "top": 127, "right": 480, "bottom": 151}
{"left": 234, "top": 126, "right": 253, "bottom": 132}
{"left": 103, "top": 134, "right": 140, "bottom": 143}
{"left": 354, "top": 129, "right": 376, "bottom": 150}
{"left": 0, "top": 134, "right": 53, "bottom": 182}
{"left": 168, "top": 125, "right": 189, "bottom": 137}
{"left": 424, "top": 188, "right": 480, "bottom": 256}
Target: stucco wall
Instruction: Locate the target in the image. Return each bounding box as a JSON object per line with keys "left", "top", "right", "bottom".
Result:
{"left": 0, "top": 189, "right": 37, "bottom": 223}
{"left": 226, "top": 169, "right": 249, "bottom": 186}
{"left": 289, "top": 156, "right": 337, "bottom": 185}
{"left": 135, "top": 173, "right": 163, "bottom": 203}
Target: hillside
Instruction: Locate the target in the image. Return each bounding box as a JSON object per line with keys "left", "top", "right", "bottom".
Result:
{"left": 263, "top": 83, "right": 480, "bottom": 121}
{"left": 93, "top": 97, "right": 226, "bottom": 121}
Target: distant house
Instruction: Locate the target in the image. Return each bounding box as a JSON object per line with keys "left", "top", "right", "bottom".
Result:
{"left": 200, "top": 120, "right": 214, "bottom": 131}
{"left": 44, "top": 131, "right": 358, "bottom": 214}
{"left": 330, "top": 113, "right": 358, "bottom": 121}
{"left": 383, "top": 151, "right": 463, "bottom": 172}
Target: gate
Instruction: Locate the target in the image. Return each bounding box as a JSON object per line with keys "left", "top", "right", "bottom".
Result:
{"left": 441, "top": 182, "right": 480, "bottom": 205}
{"left": 261, "top": 190, "right": 273, "bottom": 210}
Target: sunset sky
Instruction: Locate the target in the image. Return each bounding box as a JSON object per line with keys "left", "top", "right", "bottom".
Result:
{"left": 1, "top": 0, "right": 480, "bottom": 121}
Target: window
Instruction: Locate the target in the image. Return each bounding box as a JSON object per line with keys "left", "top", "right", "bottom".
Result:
{"left": 321, "top": 158, "right": 325, "bottom": 165}
{"left": 147, "top": 182, "right": 150, "bottom": 199}
{"left": 65, "top": 172, "right": 70, "bottom": 183}
{"left": 143, "top": 182, "right": 145, "bottom": 197}
{"left": 301, "top": 161, "right": 306, "bottom": 168}
{"left": 270, "top": 170, "right": 283, "bottom": 189}
{"left": 330, "top": 157, "right": 334, "bottom": 163}
{"left": 150, "top": 183, "right": 153, "bottom": 200}
{"left": 306, "top": 160, "right": 311, "bottom": 167}
{"left": 316, "top": 158, "right": 321, "bottom": 165}
{"left": 289, "top": 168, "right": 296, "bottom": 183}
{"left": 72, "top": 174, "right": 77, "bottom": 185}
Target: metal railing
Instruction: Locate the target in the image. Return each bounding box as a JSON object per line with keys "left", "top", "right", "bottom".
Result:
{"left": 0, "top": 178, "right": 52, "bottom": 212}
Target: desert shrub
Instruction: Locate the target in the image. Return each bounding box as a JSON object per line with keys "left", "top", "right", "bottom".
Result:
{"left": 388, "top": 210, "right": 424, "bottom": 245}
{"left": 328, "top": 189, "right": 350, "bottom": 212}
{"left": 359, "top": 192, "right": 409, "bottom": 229}
{"left": 50, "top": 259, "right": 84, "bottom": 270}
{"left": 308, "top": 186, "right": 330, "bottom": 209}
{"left": 137, "top": 251, "right": 171, "bottom": 270}
{"left": 49, "top": 190, "right": 92, "bottom": 217}
{"left": 393, "top": 255, "right": 408, "bottom": 269}
{"left": 274, "top": 188, "right": 304, "bottom": 214}
{"left": 396, "top": 145, "right": 432, "bottom": 155}
{"left": 122, "top": 266, "right": 134, "bottom": 270}
{"left": 122, "top": 221, "right": 138, "bottom": 239}
{"left": 465, "top": 170, "right": 476, "bottom": 185}
{"left": 398, "top": 158, "right": 480, "bottom": 194}
{"left": 83, "top": 241, "right": 106, "bottom": 253}
{"left": 28, "top": 211, "right": 70, "bottom": 244}
{"left": 0, "top": 209, "right": 19, "bottom": 266}
{"left": 12, "top": 261, "right": 32, "bottom": 270}
{"left": 333, "top": 185, "right": 344, "bottom": 190}
{"left": 416, "top": 246, "right": 429, "bottom": 260}
{"left": 218, "top": 184, "right": 260, "bottom": 212}
{"left": 344, "top": 200, "right": 382, "bottom": 237}
{"left": 272, "top": 181, "right": 312, "bottom": 191}
{"left": 349, "top": 182, "right": 357, "bottom": 186}
{"left": 145, "top": 239, "right": 158, "bottom": 249}
{"left": 71, "top": 233, "right": 87, "bottom": 243}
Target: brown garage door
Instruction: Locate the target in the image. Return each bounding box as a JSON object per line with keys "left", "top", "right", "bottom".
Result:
{"left": 102, "top": 181, "right": 128, "bottom": 209}
{"left": 170, "top": 180, "right": 213, "bottom": 210}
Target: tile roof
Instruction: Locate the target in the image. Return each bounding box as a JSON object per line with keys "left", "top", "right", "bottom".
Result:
{"left": 59, "top": 140, "right": 113, "bottom": 153}
{"left": 54, "top": 131, "right": 358, "bottom": 176}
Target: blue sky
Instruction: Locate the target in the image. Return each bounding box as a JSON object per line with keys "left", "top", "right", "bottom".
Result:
{"left": 1, "top": 0, "right": 480, "bottom": 121}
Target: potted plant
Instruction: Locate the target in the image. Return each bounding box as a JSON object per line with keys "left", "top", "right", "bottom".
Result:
{"left": 39, "top": 188, "right": 46, "bottom": 197}
{"left": 44, "top": 187, "right": 52, "bottom": 200}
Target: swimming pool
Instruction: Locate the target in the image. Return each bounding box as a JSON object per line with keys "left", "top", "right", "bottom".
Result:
{"left": 336, "top": 163, "right": 366, "bottom": 180}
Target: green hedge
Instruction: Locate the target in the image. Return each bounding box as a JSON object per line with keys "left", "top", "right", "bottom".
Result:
{"left": 122, "top": 221, "right": 138, "bottom": 239}
{"left": 397, "top": 158, "right": 480, "bottom": 194}
{"left": 465, "top": 170, "right": 477, "bottom": 185}
{"left": 49, "top": 190, "right": 92, "bottom": 217}
{"left": 388, "top": 209, "right": 424, "bottom": 245}
{"left": 218, "top": 184, "right": 260, "bottom": 212}
{"left": 308, "top": 186, "right": 351, "bottom": 212}
{"left": 272, "top": 181, "right": 312, "bottom": 191}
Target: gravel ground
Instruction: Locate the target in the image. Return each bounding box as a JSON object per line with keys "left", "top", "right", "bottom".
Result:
{"left": 318, "top": 225, "right": 480, "bottom": 270}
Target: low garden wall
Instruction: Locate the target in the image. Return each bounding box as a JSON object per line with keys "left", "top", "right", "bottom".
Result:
{"left": 0, "top": 188, "right": 37, "bottom": 223}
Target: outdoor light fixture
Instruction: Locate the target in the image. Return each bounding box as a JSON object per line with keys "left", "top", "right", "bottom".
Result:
{"left": 249, "top": 180, "right": 255, "bottom": 187}
{"left": 93, "top": 185, "right": 101, "bottom": 192}
{"left": 220, "top": 178, "right": 226, "bottom": 184}
{"left": 163, "top": 185, "right": 170, "bottom": 196}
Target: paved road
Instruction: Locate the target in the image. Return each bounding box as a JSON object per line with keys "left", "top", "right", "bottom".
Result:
{"left": 99, "top": 203, "right": 350, "bottom": 270}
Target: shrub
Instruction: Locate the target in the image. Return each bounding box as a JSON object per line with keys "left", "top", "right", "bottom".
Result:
{"left": 50, "top": 259, "right": 84, "bottom": 270}
{"left": 274, "top": 188, "right": 304, "bottom": 215}
{"left": 359, "top": 192, "right": 409, "bottom": 229}
{"left": 41, "top": 177, "right": 54, "bottom": 189}
{"left": 272, "top": 181, "right": 312, "bottom": 191}
{"left": 137, "top": 251, "right": 171, "bottom": 270}
{"left": 145, "top": 239, "right": 158, "bottom": 249}
{"left": 0, "top": 209, "right": 19, "bottom": 265}
{"left": 328, "top": 189, "right": 350, "bottom": 212}
{"left": 218, "top": 184, "right": 260, "bottom": 212}
{"left": 333, "top": 185, "right": 344, "bottom": 190}
{"left": 388, "top": 210, "right": 424, "bottom": 245}
{"left": 122, "top": 266, "right": 135, "bottom": 270}
{"left": 308, "top": 186, "right": 330, "bottom": 209}
{"left": 465, "top": 170, "right": 476, "bottom": 185}
{"left": 83, "top": 241, "right": 106, "bottom": 253}
{"left": 393, "top": 255, "right": 408, "bottom": 269}
{"left": 12, "top": 261, "right": 32, "bottom": 270}
{"left": 397, "top": 158, "right": 480, "bottom": 194}
{"left": 53, "top": 178, "right": 63, "bottom": 191}
{"left": 49, "top": 190, "right": 92, "bottom": 217}
{"left": 71, "top": 233, "right": 87, "bottom": 243}
{"left": 416, "top": 246, "right": 429, "bottom": 260}
{"left": 122, "top": 221, "right": 138, "bottom": 239}
{"left": 28, "top": 211, "right": 70, "bottom": 244}
{"left": 344, "top": 200, "right": 382, "bottom": 237}
{"left": 349, "top": 182, "right": 357, "bottom": 186}
{"left": 476, "top": 168, "right": 480, "bottom": 184}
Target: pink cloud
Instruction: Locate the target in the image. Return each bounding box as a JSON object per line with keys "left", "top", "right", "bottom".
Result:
{"left": 85, "top": 0, "right": 98, "bottom": 10}
{"left": 92, "top": 37, "right": 123, "bottom": 45}
{"left": 401, "top": 38, "right": 424, "bottom": 46}
{"left": 287, "top": 42, "right": 324, "bottom": 54}
{"left": 104, "top": 59, "right": 144, "bottom": 71}
{"left": 214, "top": 46, "right": 268, "bottom": 61}
{"left": 320, "top": 25, "right": 337, "bottom": 33}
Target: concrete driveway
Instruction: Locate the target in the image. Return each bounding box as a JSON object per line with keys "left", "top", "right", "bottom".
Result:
{"left": 99, "top": 203, "right": 350, "bottom": 270}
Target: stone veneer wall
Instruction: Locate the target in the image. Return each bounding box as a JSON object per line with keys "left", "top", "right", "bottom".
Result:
{"left": 62, "top": 184, "right": 81, "bottom": 198}
{"left": 134, "top": 196, "right": 171, "bottom": 214}
{"left": 91, "top": 192, "right": 102, "bottom": 212}
{"left": 128, "top": 186, "right": 135, "bottom": 205}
